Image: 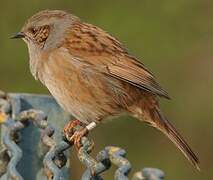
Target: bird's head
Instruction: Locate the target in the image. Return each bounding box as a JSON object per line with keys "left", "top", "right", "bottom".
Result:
{"left": 11, "top": 10, "right": 80, "bottom": 50}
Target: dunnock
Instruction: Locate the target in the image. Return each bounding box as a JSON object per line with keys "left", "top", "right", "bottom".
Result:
{"left": 12, "top": 10, "right": 199, "bottom": 169}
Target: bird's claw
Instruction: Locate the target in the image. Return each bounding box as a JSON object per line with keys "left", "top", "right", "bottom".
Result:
{"left": 63, "top": 119, "right": 88, "bottom": 149}
{"left": 63, "top": 119, "right": 83, "bottom": 135}
{"left": 68, "top": 128, "right": 88, "bottom": 149}
{"left": 63, "top": 120, "right": 96, "bottom": 149}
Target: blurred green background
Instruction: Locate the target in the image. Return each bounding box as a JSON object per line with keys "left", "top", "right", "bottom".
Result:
{"left": 0, "top": 0, "right": 212, "bottom": 179}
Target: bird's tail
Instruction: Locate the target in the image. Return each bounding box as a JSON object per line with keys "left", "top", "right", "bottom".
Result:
{"left": 130, "top": 103, "right": 199, "bottom": 170}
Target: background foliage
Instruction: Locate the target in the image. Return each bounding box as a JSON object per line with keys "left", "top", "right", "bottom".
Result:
{"left": 0, "top": 0, "right": 212, "bottom": 179}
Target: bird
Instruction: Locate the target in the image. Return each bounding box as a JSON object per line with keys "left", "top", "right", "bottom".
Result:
{"left": 12, "top": 9, "right": 199, "bottom": 170}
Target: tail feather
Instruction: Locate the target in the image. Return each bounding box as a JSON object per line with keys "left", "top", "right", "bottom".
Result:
{"left": 154, "top": 110, "right": 200, "bottom": 170}
{"left": 131, "top": 105, "right": 199, "bottom": 170}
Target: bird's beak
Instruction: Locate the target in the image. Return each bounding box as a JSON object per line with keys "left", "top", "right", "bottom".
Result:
{"left": 10, "top": 32, "right": 25, "bottom": 39}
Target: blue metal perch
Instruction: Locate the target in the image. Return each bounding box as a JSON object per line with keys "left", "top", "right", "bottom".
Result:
{"left": 0, "top": 91, "right": 165, "bottom": 180}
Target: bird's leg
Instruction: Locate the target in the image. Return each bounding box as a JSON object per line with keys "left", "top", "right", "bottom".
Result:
{"left": 72, "top": 122, "right": 97, "bottom": 148}
{"left": 63, "top": 119, "right": 83, "bottom": 136}
{"left": 69, "top": 127, "right": 88, "bottom": 148}
{"left": 63, "top": 119, "right": 85, "bottom": 148}
{"left": 63, "top": 120, "right": 96, "bottom": 149}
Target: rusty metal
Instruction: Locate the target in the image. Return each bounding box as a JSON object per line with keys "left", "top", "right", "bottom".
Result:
{"left": 79, "top": 137, "right": 110, "bottom": 180}
{"left": 79, "top": 144, "right": 132, "bottom": 180}
{"left": 106, "top": 146, "right": 131, "bottom": 180}
{"left": 132, "top": 168, "right": 165, "bottom": 180}
{"left": 0, "top": 91, "right": 165, "bottom": 180}
{"left": 0, "top": 93, "right": 71, "bottom": 180}
{"left": 0, "top": 148, "right": 10, "bottom": 176}
{"left": 3, "top": 118, "right": 24, "bottom": 180}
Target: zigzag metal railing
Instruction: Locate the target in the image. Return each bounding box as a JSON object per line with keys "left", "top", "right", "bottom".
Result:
{"left": 0, "top": 90, "right": 165, "bottom": 180}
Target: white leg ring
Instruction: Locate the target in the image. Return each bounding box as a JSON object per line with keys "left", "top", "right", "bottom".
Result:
{"left": 86, "top": 122, "right": 97, "bottom": 131}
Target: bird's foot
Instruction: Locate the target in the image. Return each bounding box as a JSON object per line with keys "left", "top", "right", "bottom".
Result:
{"left": 63, "top": 119, "right": 84, "bottom": 135}
{"left": 69, "top": 127, "right": 89, "bottom": 149}
{"left": 63, "top": 121, "right": 97, "bottom": 149}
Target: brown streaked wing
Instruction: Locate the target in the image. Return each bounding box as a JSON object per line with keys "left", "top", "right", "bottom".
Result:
{"left": 63, "top": 22, "right": 170, "bottom": 99}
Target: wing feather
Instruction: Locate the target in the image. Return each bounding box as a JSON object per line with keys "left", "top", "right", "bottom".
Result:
{"left": 63, "top": 22, "right": 170, "bottom": 99}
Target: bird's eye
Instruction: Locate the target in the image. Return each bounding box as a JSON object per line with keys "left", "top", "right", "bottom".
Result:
{"left": 29, "top": 27, "right": 37, "bottom": 34}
